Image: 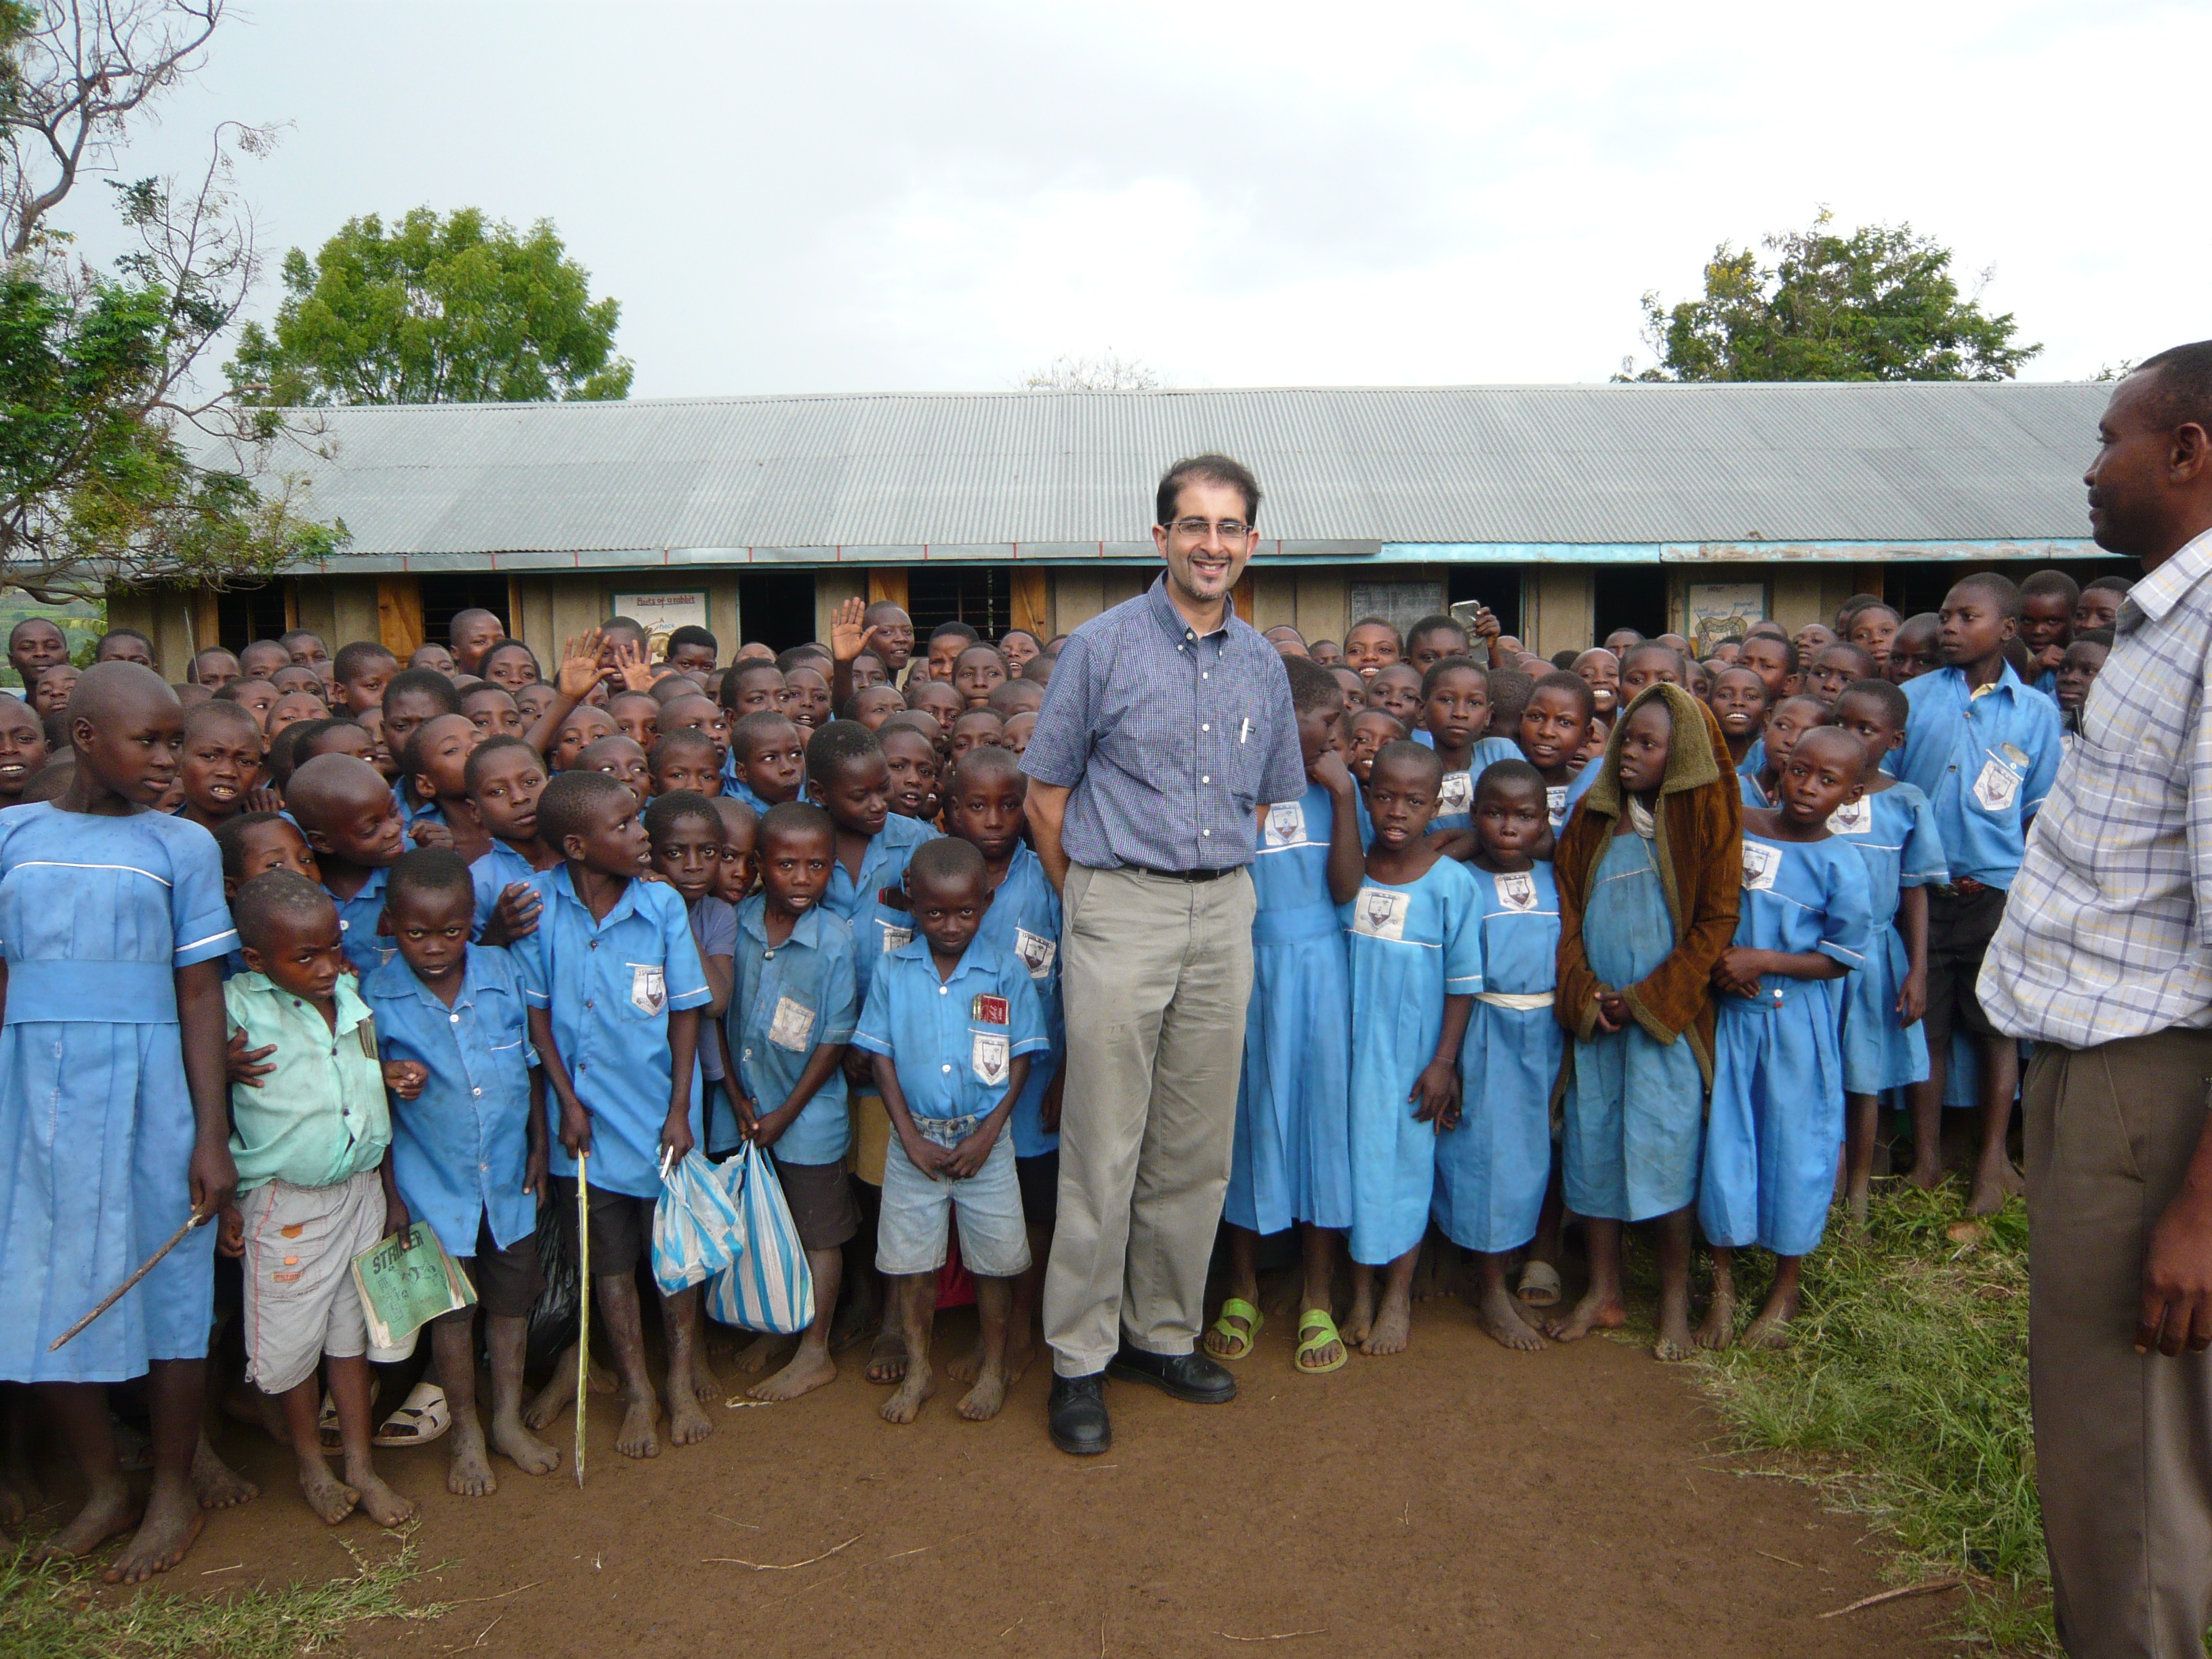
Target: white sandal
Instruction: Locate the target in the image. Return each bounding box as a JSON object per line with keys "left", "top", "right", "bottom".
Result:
{"left": 371, "top": 1380, "right": 451, "bottom": 1448}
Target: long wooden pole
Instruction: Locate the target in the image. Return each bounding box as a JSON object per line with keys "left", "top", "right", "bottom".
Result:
{"left": 574, "top": 1151, "right": 589, "bottom": 1488}
{"left": 49, "top": 1212, "right": 210, "bottom": 1352}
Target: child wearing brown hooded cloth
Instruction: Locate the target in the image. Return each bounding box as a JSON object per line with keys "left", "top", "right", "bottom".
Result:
{"left": 1544, "top": 682, "right": 1742, "bottom": 1359}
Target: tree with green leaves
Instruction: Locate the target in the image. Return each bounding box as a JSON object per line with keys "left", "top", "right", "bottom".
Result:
{"left": 230, "top": 208, "right": 632, "bottom": 405}
{"left": 1625, "top": 209, "right": 2040, "bottom": 383}
{"left": 2, "top": 1, "right": 342, "bottom": 602}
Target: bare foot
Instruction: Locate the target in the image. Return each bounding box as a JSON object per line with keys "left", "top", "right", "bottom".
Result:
{"left": 829, "top": 1301, "right": 875, "bottom": 1355}
{"left": 956, "top": 1366, "right": 1007, "bottom": 1422}
{"left": 588, "top": 1360, "right": 617, "bottom": 1394}
{"left": 191, "top": 1433, "right": 259, "bottom": 1509}
{"left": 1966, "top": 1156, "right": 2024, "bottom": 1218}
{"left": 733, "top": 1333, "right": 793, "bottom": 1375}
{"left": 523, "top": 1352, "right": 575, "bottom": 1430}
{"left": 1904, "top": 1158, "right": 1946, "bottom": 1194}
{"left": 945, "top": 1345, "right": 982, "bottom": 1385}
{"left": 1845, "top": 1184, "right": 1871, "bottom": 1237}
{"left": 749, "top": 1346, "right": 836, "bottom": 1403}
{"left": 1544, "top": 1288, "right": 1626, "bottom": 1343}
{"left": 352, "top": 1473, "right": 415, "bottom": 1529}
{"left": 1361, "top": 1286, "right": 1412, "bottom": 1357}
{"left": 1742, "top": 1286, "right": 1801, "bottom": 1351}
{"left": 299, "top": 1462, "right": 361, "bottom": 1526}
{"left": 863, "top": 1331, "right": 908, "bottom": 1386}
{"left": 666, "top": 1384, "right": 715, "bottom": 1446}
{"left": 691, "top": 1352, "right": 722, "bottom": 1403}
{"left": 1002, "top": 1329, "right": 1036, "bottom": 1387}
{"left": 880, "top": 1364, "right": 935, "bottom": 1425}
{"left": 490, "top": 1412, "right": 560, "bottom": 1476}
{"left": 1409, "top": 1244, "right": 1438, "bottom": 1303}
{"left": 105, "top": 1485, "right": 203, "bottom": 1584}
{"left": 33, "top": 1481, "right": 138, "bottom": 1561}
{"left": 1654, "top": 1299, "right": 1698, "bottom": 1362}
{"left": 1694, "top": 1287, "right": 1737, "bottom": 1351}
{"left": 615, "top": 1395, "right": 661, "bottom": 1459}
{"left": 447, "top": 1428, "right": 498, "bottom": 1498}
{"left": 1477, "top": 1285, "right": 1549, "bottom": 1352}
{"left": 1341, "top": 1286, "right": 1376, "bottom": 1349}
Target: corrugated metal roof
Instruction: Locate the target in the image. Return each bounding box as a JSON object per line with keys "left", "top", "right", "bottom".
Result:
{"left": 251, "top": 381, "right": 2110, "bottom": 569}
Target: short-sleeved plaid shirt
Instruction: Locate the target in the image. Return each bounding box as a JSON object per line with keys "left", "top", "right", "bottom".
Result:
{"left": 1981, "top": 531, "right": 2212, "bottom": 1047}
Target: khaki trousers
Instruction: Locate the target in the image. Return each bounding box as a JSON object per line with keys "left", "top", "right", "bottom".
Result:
{"left": 2026, "top": 1026, "right": 2212, "bottom": 1658}
{"left": 1044, "top": 863, "right": 1256, "bottom": 1377}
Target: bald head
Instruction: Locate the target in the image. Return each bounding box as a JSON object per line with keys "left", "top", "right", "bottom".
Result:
{"left": 285, "top": 753, "right": 392, "bottom": 827}
{"left": 66, "top": 661, "right": 178, "bottom": 747}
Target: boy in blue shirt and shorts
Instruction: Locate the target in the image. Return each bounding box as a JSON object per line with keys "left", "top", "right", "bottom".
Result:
{"left": 854, "top": 838, "right": 1047, "bottom": 1427}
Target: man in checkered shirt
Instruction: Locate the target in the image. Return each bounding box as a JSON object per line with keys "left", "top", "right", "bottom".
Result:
{"left": 1982, "top": 342, "right": 2212, "bottom": 1658}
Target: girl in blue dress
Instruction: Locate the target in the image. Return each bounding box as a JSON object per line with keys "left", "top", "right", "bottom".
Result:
{"left": 1552, "top": 684, "right": 1742, "bottom": 1361}
{"left": 1828, "top": 680, "right": 1948, "bottom": 1229}
{"left": 1340, "top": 741, "right": 1481, "bottom": 1360}
{"left": 1433, "top": 762, "right": 1562, "bottom": 1351}
{"left": 1208, "top": 659, "right": 1364, "bottom": 1376}
{"left": 0, "top": 665, "right": 239, "bottom": 1580}
{"left": 1697, "top": 726, "right": 1873, "bottom": 1349}
{"left": 1419, "top": 659, "right": 1522, "bottom": 840}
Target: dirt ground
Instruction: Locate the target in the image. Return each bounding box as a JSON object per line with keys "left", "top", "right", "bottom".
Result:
{"left": 115, "top": 1289, "right": 1956, "bottom": 1659}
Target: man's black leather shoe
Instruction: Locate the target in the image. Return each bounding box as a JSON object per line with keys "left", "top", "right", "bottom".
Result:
{"left": 1105, "top": 1345, "right": 1237, "bottom": 1404}
{"left": 1048, "top": 1372, "right": 1112, "bottom": 1455}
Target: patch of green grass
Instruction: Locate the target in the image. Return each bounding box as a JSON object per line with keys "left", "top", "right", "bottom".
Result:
{"left": 1673, "top": 1185, "right": 2053, "bottom": 1654}
{"left": 0, "top": 1534, "right": 445, "bottom": 1659}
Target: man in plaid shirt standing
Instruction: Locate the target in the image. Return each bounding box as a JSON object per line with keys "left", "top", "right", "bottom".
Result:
{"left": 1983, "top": 342, "right": 2212, "bottom": 1658}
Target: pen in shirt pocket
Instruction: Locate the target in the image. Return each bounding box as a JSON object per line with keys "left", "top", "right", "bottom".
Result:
{"left": 1239, "top": 718, "right": 1251, "bottom": 743}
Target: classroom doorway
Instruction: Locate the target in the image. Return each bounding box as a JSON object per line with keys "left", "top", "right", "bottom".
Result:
{"left": 216, "top": 584, "right": 290, "bottom": 651}
{"left": 417, "top": 575, "right": 510, "bottom": 649}
{"left": 1448, "top": 567, "right": 1523, "bottom": 642}
{"left": 735, "top": 571, "right": 819, "bottom": 653}
{"left": 1592, "top": 564, "right": 1669, "bottom": 644}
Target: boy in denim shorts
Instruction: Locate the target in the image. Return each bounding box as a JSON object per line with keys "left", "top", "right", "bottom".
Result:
{"left": 854, "top": 838, "right": 1046, "bottom": 1427}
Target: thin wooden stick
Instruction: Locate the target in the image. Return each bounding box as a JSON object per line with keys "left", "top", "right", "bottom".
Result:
{"left": 701, "top": 1534, "right": 861, "bottom": 1572}
{"left": 1818, "top": 1578, "right": 1963, "bottom": 1618}
{"left": 574, "top": 1151, "right": 590, "bottom": 1489}
{"left": 49, "top": 1212, "right": 209, "bottom": 1351}
{"left": 1220, "top": 1632, "right": 1327, "bottom": 1643}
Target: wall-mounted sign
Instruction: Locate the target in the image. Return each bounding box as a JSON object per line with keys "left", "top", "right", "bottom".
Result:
{"left": 611, "top": 591, "right": 710, "bottom": 660}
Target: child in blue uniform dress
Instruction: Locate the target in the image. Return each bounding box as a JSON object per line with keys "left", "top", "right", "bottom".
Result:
{"left": 1433, "top": 761, "right": 1562, "bottom": 1352}
{"left": 945, "top": 747, "right": 1067, "bottom": 1382}
{"left": 1206, "top": 659, "right": 1362, "bottom": 1376}
{"left": 1829, "top": 680, "right": 1947, "bottom": 1226}
{"left": 1553, "top": 683, "right": 1742, "bottom": 1361}
{"left": 1516, "top": 672, "right": 1597, "bottom": 840}
{"left": 0, "top": 664, "right": 239, "bottom": 1580}
{"left": 1341, "top": 741, "right": 1481, "bottom": 1359}
{"left": 1698, "top": 725, "right": 1872, "bottom": 1348}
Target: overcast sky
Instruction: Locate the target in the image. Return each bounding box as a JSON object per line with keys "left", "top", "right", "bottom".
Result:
{"left": 59, "top": 0, "right": 2205, "bottom": 397}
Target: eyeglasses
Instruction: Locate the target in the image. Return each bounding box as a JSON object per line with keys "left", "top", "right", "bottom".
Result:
{"left": 1169, "top": 517, "right": 1255, "bottom": 540}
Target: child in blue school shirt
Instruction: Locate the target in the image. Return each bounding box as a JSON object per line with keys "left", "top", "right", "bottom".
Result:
{"left": 853, "top": 838, "right": 1047, "bottom": 1429}
{"left": 945, "top": 745, "right": 1068, "bottom": 1382}
{"left": 1341, "top": 741, "right": 1481, "bottom": 1362}
{"left": 725, "top": 802, "right": 858, "bottom": 1404}
{"left": 1696, "top": 727, "right": 1872, "bottom": 1350}
{"left": 362, "top": 850, "right": 559, "bottom": 1496}
{"left": 287, "top": 753, "right": 408, "bottom": 975}
{"left": 512, "top": 771, "right": 715, "bottom": 1462}
{"left": 1895, "top": 573, "right": 2060, "bottom": 1217}
{"left": 1207, "top": 659, "right": 1362, "bottom": 1376}
{"left": 462, "top": 737, "right": 558, "bottom": 945}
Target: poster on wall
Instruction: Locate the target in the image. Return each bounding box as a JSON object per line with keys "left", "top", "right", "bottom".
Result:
{"left": 1685, "top": 581, "right": 1767, "bottom": 655}
{"left": 611, "top": 591, "right": 710, "bottom": 660}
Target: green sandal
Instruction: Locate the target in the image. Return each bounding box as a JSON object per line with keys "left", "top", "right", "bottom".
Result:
{"left": 1294, "top": 1309, "right": 1349, "bottom": 1374}
{"left": 1204, "top": 1296, "right": 1264, "bottom": 1361}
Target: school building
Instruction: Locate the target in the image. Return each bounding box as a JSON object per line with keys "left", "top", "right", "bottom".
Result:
{"left": 111, "top": 381, "right": 2114, "bottom": 670}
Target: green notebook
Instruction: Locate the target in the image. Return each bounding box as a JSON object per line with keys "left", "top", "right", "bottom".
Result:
{"left": 350, "top": 1223, "right": 478, "bottom": 1351}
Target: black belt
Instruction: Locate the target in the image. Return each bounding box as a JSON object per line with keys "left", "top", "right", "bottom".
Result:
{"left": 1132, "top": 865, "right": 1236, "bottom": 883}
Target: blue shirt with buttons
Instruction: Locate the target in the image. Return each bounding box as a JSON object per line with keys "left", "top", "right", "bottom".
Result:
{"left": 327, "top": 865, "right": 394, "bottom": 977}
{"left": 513, "top": 866, "right": 712, "bottom": 1200}
{"left": 852, "top": 936, "right": 1049, "bottom": 1123}
{"left": 727, "top": 897, "right": 857, "bottom": 1166}
{"left": 821, "top": 809, "right": 939, "bottom": 1007}
{"left": 361, "top": 945, "right": 539, "bottom": 1258}
{"left": 971, "top": 844, "right": 1063, "bottom": 1156}
{"left": 1898, "top": 661, "right": 2062, "bottom": 890}
{"left": 468, "top": 839, "right": 541, "bottom": 940}
{"left": 1021, "top": 575, "right": 1306, "bottom": 872}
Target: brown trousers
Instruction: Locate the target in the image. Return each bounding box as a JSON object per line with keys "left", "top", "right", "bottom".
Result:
{"left": 2026, "top": 1026, "right": 2212, "bottom": 1658}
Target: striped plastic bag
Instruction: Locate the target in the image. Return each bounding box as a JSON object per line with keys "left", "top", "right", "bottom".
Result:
{"left": 704, "top": 1142, "right": 815, "bottom": 1334}
{"left": 649, "top": 1150, "right": 744, "bottom": 1296}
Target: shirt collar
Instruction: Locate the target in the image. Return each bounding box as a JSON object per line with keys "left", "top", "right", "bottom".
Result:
{"left": 365, "top": 946, "right": 496, "bottom": 1012}
{"left": 739, "top": 895, "right": 824, "bottom": 949}
{"left": 890, "top": 935, "right": 991, "bottom": 983}
{"left": 548, "top": 863, "right": 642, "bottom": 929}
{"left": 2118, "top": 529, "right": 2212, "bottom": 630}
{"left": 1146, "top": 573, "right": 1234, "bottom": 647}
{"left": 234, "top": 970, "right": 373, "bottom": 1037}
{"left": 329, "top": 865, "right": 389, "bottom": 905}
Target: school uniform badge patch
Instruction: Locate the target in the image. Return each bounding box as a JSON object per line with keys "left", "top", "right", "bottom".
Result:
{"left": 880, "top": 921, "right": 914, "bottom": 953}
{"left": 1826, "top": 796, "right": 1872, "bottom": 834}
{"left": 1740, "top": 842, "right": 1780, "bottom": 893}
{"left": 1263, "top": 801, "right": 1308, "bottom": 847}
{"left": 1547, "top": 784, "right": 1568, "bottom": 819}
{"left": 1352, "top": 886, "right": 1410, "bottom": 942}
{"left": 767, "top": 996, "right": 815, "bottom": 1052}
{"left": 628, "top": 964, "right": 667, "bottom": 1015}
{"left": 1972, "top": 747, "right": 2025, "bottom": 813}
{"left": 1437, "top": 771, "right": 1473, "bottom": 815}
{"left": 972, "top": 1031, "right": 1010, "bottom": 1085}
{"left": 972, "top": 994, "right": 1009, "bottom": 1025}
{"left": 1495, "top": 871, "right": 1538, "bottom": 914}
{"left": 1013, "top": 926, "right": 1056, "bottom": 979}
